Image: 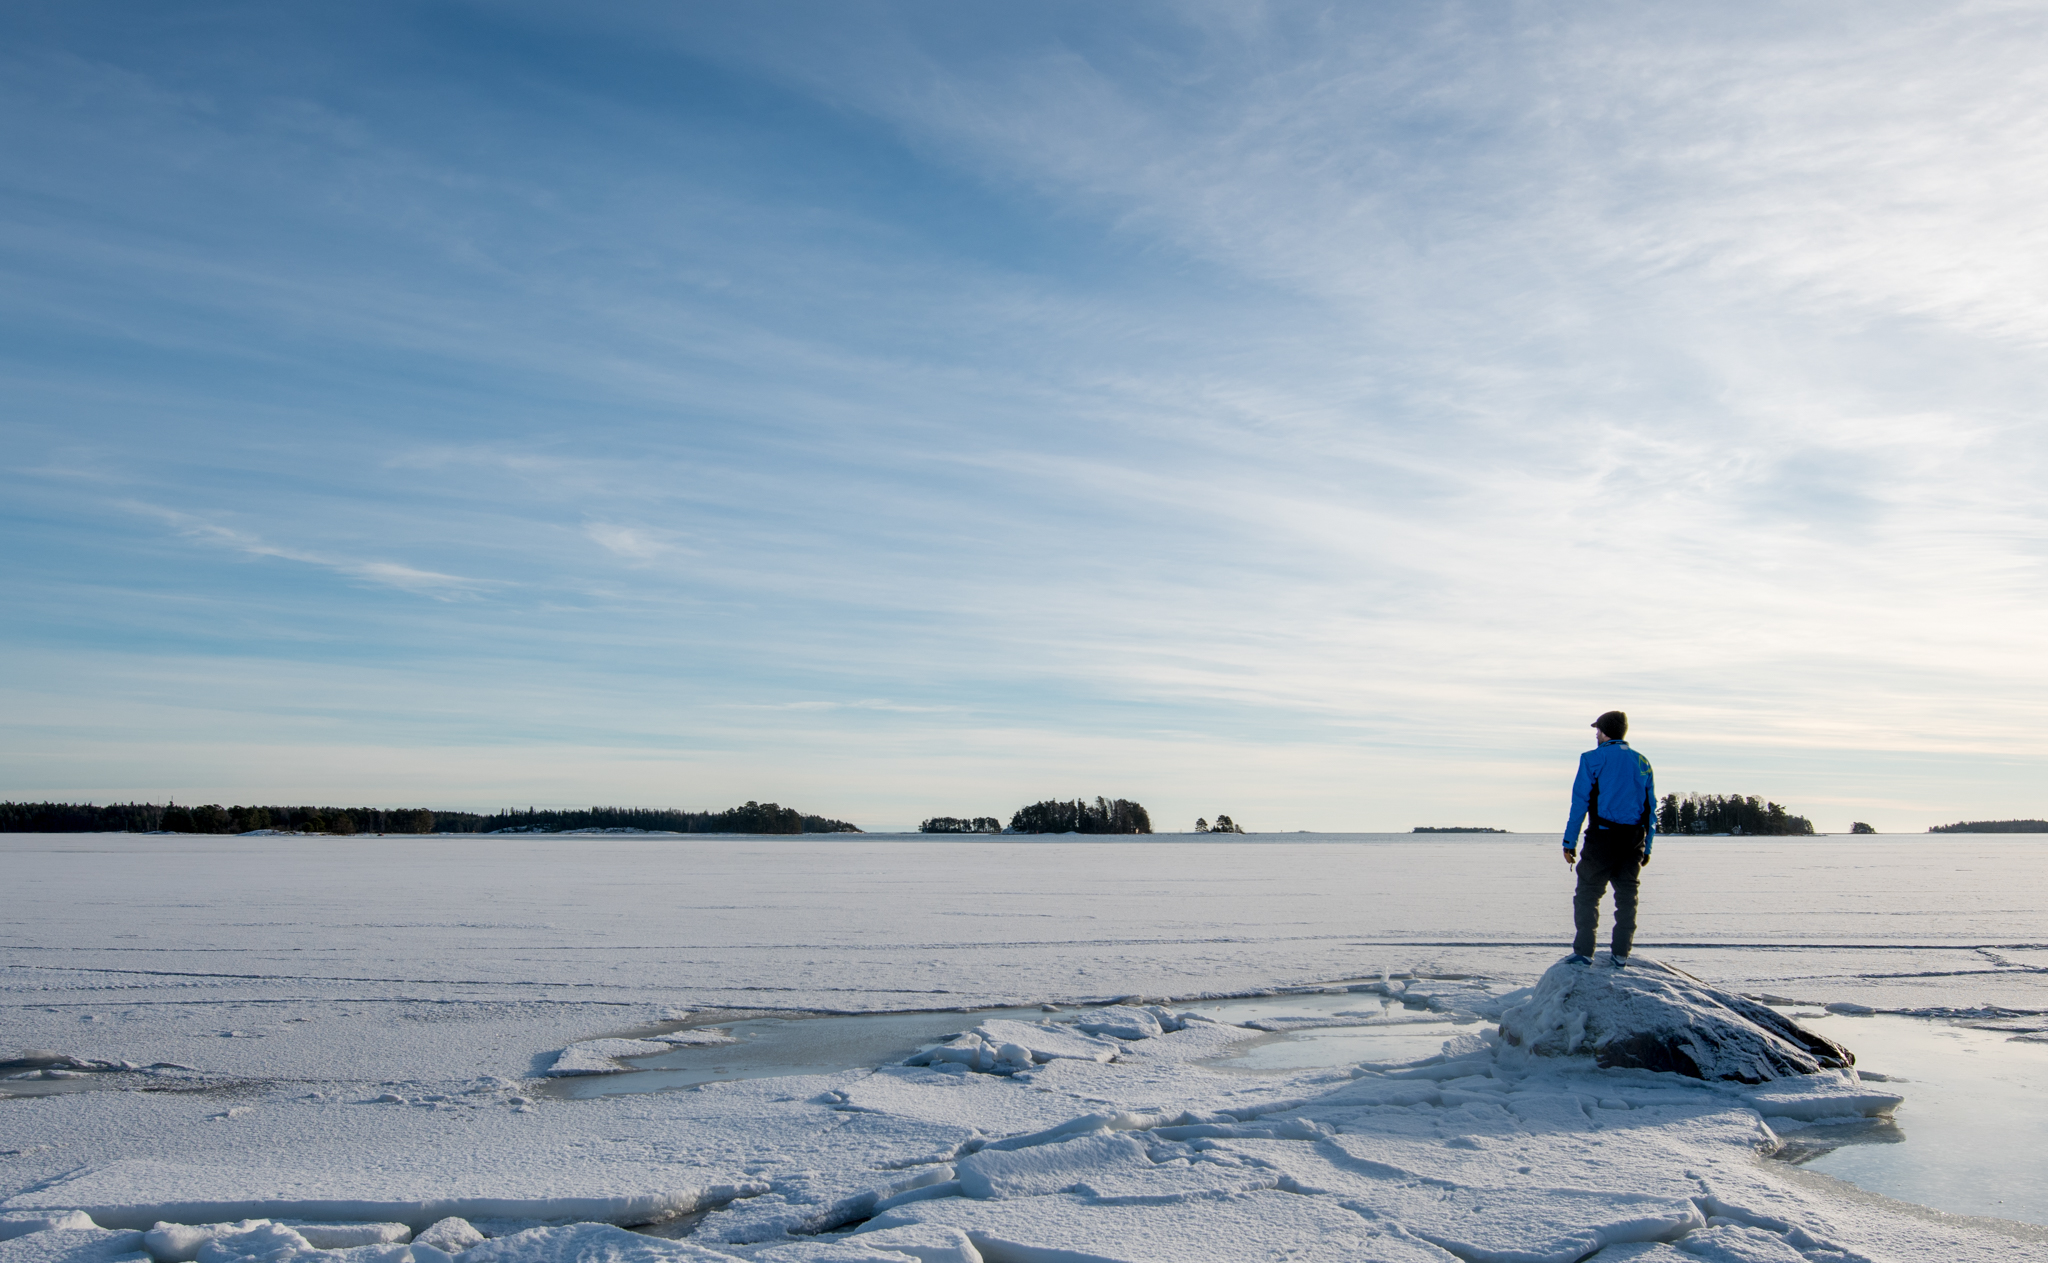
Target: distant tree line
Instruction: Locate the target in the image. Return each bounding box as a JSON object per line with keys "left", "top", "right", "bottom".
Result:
{"left": 1927, "top": 819, "right": 2048, "bottom": 833}
{"left": 485, "top": 803, "right": 858, "bottom": 834}
{"left": 1656, "top": 793, "right": 1815, "bottom": 836}
{"left": 0, "top": 801, "right": 172, "bottom": 833}
{"left": 0, "top": 801, "right": 860, "bottom": 835}
{"left": 0, "top": 802, "right": 458, "bottom": 835}
{"left": 1009, "top": 797, "right": 1152, "bottom": 834}
{"left": 919, "top": 816, "right": 1002, "bottom": 833}
{"left": 1413, "top": 826, "right": 1506, "bottom": 834}
{"left": 1195, "top": 816, "right": 1245, "bottom": 833}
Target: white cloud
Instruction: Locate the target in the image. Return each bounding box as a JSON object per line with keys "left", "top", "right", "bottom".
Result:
{"left": 119, "top": 501, "right": 485, "bottom": 597}
{"left": 583, "top": 521, "right": 677, "bottom": 562}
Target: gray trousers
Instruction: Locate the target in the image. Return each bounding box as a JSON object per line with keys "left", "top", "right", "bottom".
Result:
{"left": 1573, "top": 829, "right": 1642, "bottom": 958}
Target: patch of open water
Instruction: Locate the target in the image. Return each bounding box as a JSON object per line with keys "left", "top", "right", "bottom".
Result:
{"left": 547, "top": 1006, "right": 1052, "bottom": 1098}
{"left": 547, "top": 986, "right": 1470, "bottom": 1100}
{"left": 1769, "top": 1010, "right": 2048, "bottom": 1227}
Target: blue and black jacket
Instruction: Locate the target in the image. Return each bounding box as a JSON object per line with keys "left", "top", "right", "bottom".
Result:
{"left": 1564, "top": 741, "right": 1656, "bottom": 856}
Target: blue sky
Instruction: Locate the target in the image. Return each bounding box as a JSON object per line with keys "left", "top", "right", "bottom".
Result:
{"left": 3, "top": 2, "right": 2044, "bottom": 831}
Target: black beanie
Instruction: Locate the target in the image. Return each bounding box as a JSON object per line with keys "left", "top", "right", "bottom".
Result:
{"left": 1593, "top": 711, "right": 1628, "bottom": 740}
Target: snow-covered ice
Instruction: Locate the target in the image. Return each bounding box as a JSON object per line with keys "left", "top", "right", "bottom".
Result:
{"left": 539, "top": 1031, "right": 736, "bottom": 1078}
{"left": 541, "top": 1039, "right": 680, "bottom": 1077}
{"left": 0, "top": 1225, "right": 149, "bottom": 1263}
{"left": 4, "top": 832, "right": 2047, "bottom": 1261}
{"left": 902, "top": 1019, "right": 1125, "bottom": 1074}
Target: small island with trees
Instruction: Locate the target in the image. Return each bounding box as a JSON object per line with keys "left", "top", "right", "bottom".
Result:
{"left": 1656, "top": 793, "right": 1814, "bottom": 836}
{"left": 914, "top": 799, "right": 1156, "bottom": 835}
{"left": 1008, "top": 797, "right": 1152, "bottom": 834}
{"left": 1194, "top": 816, "right": 1245, "bottom": 833}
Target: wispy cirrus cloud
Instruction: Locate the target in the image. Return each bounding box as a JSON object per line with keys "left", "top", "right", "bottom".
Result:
{"left": 118, "top": 501, "right": 486, "bottom": 597}
{"left": 582, "top": 521, "right": 690, "bottom": 563}
{"left": 718, "top": 698, "right": 962, "bottom": 715}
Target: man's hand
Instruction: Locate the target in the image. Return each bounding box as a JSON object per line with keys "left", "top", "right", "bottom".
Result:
{"left": 1563, "top": 846, "right": 1576, "bottom": 867}
{"left": 1639, "top": 847, "right": 1651, "bottom": 867}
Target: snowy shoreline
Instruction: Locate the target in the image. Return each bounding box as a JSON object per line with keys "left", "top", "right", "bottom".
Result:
{"left": 4, "top": 834, "right": 2045, "bottom": 1261}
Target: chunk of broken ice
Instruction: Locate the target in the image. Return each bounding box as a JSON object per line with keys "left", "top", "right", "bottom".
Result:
{"left": 540, "top": 1039, "right": 675, "bottom": 1077}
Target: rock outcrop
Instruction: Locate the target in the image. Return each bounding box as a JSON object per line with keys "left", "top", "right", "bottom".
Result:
{"left": 1497, "top": 956, "right": 1854, "bottom": 1083}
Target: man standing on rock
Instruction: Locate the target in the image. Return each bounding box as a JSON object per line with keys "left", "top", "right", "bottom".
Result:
{"left": 1563, "top": 710, "right": 1656, "bottom": 965}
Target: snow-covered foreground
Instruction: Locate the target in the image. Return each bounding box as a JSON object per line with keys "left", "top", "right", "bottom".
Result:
{"left": 4, "top": 833, "right": 2046, "bottom": 1262}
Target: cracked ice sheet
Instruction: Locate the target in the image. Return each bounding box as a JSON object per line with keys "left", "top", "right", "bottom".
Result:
{"left": 844, "top": 1051, "right": 2025, "bottom": 1263}
{"left": 0, "top": 1072, "right": 971, "bottom": 1230}
{"left": 869, "top": 1190, "right": 1460, "bottom": 1263}
{"left": 838, "top": 1066, "right": 1125, "bottom": 1135}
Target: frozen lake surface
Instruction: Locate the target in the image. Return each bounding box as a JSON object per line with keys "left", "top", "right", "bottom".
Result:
{"left": 3, "top": 832, "right": 2046, "bottom": 1260}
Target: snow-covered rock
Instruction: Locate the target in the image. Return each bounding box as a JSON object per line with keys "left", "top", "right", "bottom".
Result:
{"left": 1498, "top": 957, "right": 1856, "bottom": 1082}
